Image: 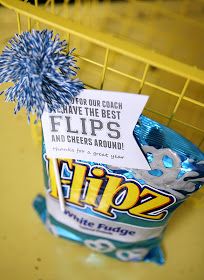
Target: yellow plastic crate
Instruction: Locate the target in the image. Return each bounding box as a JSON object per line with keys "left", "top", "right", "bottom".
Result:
{"left": 0, "top": 1, "right": 204, "bottom": 280}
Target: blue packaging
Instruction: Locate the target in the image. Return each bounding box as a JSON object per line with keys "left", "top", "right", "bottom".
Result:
{"left": 33, "top": 115, "right": 204, "bottom": 264}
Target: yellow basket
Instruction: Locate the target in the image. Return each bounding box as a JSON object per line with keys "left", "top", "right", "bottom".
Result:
{"left": 0, "top": 0, "right": 204, "bottom": 150}
{"left": 1, "top": 2, "right": 204, "bottom": 279}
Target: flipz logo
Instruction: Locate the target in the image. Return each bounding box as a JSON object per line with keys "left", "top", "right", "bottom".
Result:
{"left": 47, "top": 158, "right": 176, "bottom": 221}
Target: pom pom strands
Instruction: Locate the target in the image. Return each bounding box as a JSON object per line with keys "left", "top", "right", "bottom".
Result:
{"left": 0, "top": 29, "right": 84, "bottom": 213}
{"left": 0, "top": 30, "right": 84, "bottom": 121}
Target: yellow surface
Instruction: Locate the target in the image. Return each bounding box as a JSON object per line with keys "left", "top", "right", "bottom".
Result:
{"left": 1, "top": 101, "right": 204, "bottom": 279}
{"left": 0, "top": 1, "right": 204, "bottom": 279}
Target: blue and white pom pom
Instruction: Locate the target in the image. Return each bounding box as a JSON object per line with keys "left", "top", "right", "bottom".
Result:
{"left": 0, "top": 29, "right": 84, "bottom": 121}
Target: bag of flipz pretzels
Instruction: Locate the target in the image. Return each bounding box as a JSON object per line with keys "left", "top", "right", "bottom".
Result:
{"left": 33, "top": 115, "right": 204, "bottom": 264}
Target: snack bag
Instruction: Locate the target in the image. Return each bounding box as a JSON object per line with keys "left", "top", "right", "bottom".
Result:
{"left": 33, "top": 115, "right": 204, "bottom": 264}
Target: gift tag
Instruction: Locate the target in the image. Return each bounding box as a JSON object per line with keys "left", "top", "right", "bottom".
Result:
{"left": 42, "top": 89, "right": 150, "bottom": 170}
